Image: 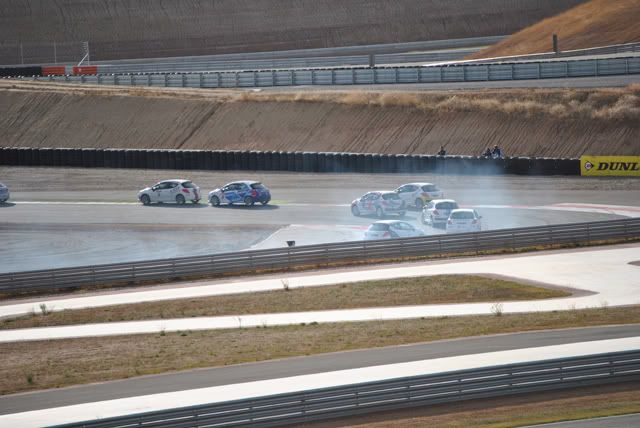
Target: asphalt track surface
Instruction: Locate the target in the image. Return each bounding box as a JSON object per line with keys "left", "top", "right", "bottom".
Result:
{"left": 1, "top": 325, "right": 637, "bottom": 414}
{"left": 2, "top": 167, "right": 639, "bottom": 273}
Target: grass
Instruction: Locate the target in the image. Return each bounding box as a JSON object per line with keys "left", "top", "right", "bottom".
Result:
{"left": 331, "top": 382, "right": 640, "bottom": 427}
{"left": 469, "top": 0, "right": 640, "bottom": 59}
{"left": 0, "top": 275, "right": 569, "bottom": 329}
{"left": 1, "top": 305, "right": 639, "bottom": 395}
{"left": 3, "top": 80, "right": 640, "bottom": 123}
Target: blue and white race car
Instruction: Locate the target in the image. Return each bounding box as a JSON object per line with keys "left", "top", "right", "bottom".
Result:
{"left": 0, "top": 182, "right": 9, "bottom": 203}
{"left": 208, "top": 181, "right": 271, "bottom": 207}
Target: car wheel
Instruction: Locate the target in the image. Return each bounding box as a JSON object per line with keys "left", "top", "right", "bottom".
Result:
{"left": 210, "top": 196, "right": 220, "bottom": 206}
{"left": 176, "top": 194, "right": 186, "bottom": 205}
{"left": 244, "top": 196, "right": 255, "bottom": 206}
{"left": 140, "top": 194, "right": 151, "bottom": 206}
{"left": 351, "top": 205, "right": 360, "bottom": 216}
{"left": 261, "top": 200, "right": 269, "bottom": 205}
{"left": 376, "top": 207, "right": 384, "bottom": 218}
{"left": 415, "top": 198, "right": 424, "bottom": 210}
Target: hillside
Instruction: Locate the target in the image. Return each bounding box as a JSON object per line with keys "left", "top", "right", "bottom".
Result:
{"left": 469, "top": 0, "right": 640, "bottom": 59}
{"left": 0, "top": 0, "right": 585, "bottom": 64}
{"left": 1, "top": 81, "right": 638, "bottom": 158}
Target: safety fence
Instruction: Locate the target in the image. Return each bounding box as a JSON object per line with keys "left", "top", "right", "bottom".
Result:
{"left": 2, "top": 218, "right": 638, "bottom": 294}
{"left": 52, "top": 349, "right": 640, "bottom": 428}
{"left": 0, "top": 147, "right": 579, "bottom": 176}
{"left": 2, "top": 55, "right": 639, "bottom": 86}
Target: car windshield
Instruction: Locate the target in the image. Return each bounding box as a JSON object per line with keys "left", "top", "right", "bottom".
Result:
{"left": 369, "top": 223, "right": 390, "bottom": 231}
{"left": 250, "top": 183, "right": 266, "bottom": 189}
{"left": 182, "top": 181, "right": 196, "bottom": 188}
{"left": 422, "top": 184, "right": 439, "bottom": 192}
{"left": 437, "top": 202, "right": 458, "bottom": 210}
{"left": 451, "top": 211, "right": 474, "bottom": 219}
{"left": 382, "top": 193, "right": 400, "bottom": 200}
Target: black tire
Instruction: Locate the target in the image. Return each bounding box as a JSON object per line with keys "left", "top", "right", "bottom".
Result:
{"left": 351, "top": 205, "right": 360, "bottom": 216}
{"left": 210, "top": 196, "right": 220, "bottom": 206}
{"left": 261, "top": 200, "right": 269, "bottom": 205}
{"left": 140, "top": 194, "right": 151, "bottom": 206}
{"left": 244, "top": 196, "right": 255, "bottom": 206}
{"left": 415, "top": 198, "right": 424, "bottom": 210}
{"left": 176, "top": 194, "right": 186, "bottom": 205}
{"left": 376, "top": 207, "right": 384, "bottom": 218}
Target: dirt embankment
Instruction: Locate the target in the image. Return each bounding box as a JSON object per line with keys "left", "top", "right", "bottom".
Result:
{"left": 469, "top": 0, "right": 640, "bottom": 59}
{"left": 0, "top": 0, "right": 585, "bottom": 63}
{"left": 1, "top": 82, "right": 639, "bottom": 158}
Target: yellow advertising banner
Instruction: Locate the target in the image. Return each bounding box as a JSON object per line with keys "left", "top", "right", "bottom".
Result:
{"left": 580, "top": 156, "right": 640, "bottom": 177}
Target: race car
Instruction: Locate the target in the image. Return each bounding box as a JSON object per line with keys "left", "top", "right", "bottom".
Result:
{"left": 394, "top": 182, "right": 444, "bottom": 210}
{"left": 138, "top": 179, "right": 201, "bottom": 205}
{"left": 209, "top": 181, "right": 271, "bottom": 206}
{"left": 364, "top": 220, "right": 425, "bottom": 240}
{"left": 446, "top": 209, "right": 483, "bottom": 233}
{"left": 351, "top": 191, "right": 406, "bottom": 218}
{"left": 422, "top": 199, "right": 460, "bottom": 227}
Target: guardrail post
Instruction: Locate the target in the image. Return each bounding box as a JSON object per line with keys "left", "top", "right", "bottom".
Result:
{"left": 439, "top": 67, "right": 443, "bottom": 82}
{"left": 217, "top": 72, "right": 221, "bottom": 88}
{"left": 199, "top": 73, "right": 204, "bottom": 88}
{"left": 291, "top": 70, "right": 295, "bottom": 86}
{"left": 182, "top": 74, "right": 187, "bottom": 87}
{"left": 537, "top": 62, "right": 541, "bottom": 79}
{"left": 395, "top": 68, "right": 399, "bottom": 83}
{"left": 510, "top": 64, "right": 515, "bottom": 80}
{"left": 253, "top": 71, "right": 257, "bottom": 87}
{"left": 625, "top": 58, "right": 629, "bottom": 74}
{"left": 164, "top": 74, "right": 168, "bottom": 87}
{"left": 235, "top": 72, "right": 239, "bottom": 88}
{"left": 331, "top": 69, "right": 335, "bottom": 85}
{"left": 311, "top": 70, "right": 315, "bottom": 85}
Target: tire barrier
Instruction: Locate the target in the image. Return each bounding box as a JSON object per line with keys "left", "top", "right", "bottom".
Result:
{"left": 0, "top": 66, "right": 42, "bottom": 77}
{"left": 0, "top": 147, "right": 580, "bottom": 176}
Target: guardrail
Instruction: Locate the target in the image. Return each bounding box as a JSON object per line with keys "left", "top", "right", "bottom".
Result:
{"left": 52, "top": 349, "right": 640, "bottom": 428}
{"left": 2, "top": 218, "right": 638, "bottom": 294}
{"left": 0, "top": 147, "right": 579, "bottom": 176}
{"left": 4, "top": 55, "right": 639, "bottom": 87}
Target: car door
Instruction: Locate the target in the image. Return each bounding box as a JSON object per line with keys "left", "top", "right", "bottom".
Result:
{"left": 161, "top": 182, "right": 179, "bottom": 202}
{"left": 149, "top": 183, "right": 163, "bottom": 203}
{"left": 395, "top": 185, "right": 415, "bottom": 205}
{"left": 358, "top": 193, "right": 373, "bottom": 215}
{"left": 156, "top": 182, "right": 173, "bottom": 202}
{"left": 223, "top": 183, "right": 242, "bottom": 204}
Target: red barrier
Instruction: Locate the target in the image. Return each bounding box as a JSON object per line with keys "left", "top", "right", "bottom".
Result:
{"left": 72, "top": 66, "right": 98, "bottom": 75}
{"left": 42, "top": 66, "right": 67, "bottom": 76}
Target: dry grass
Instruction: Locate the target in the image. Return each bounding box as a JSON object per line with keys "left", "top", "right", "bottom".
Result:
{"left": 2, "top": 306, "right": 639, "bottom": 395}
{"left": 470, "top": 0, "right": 640, "bottom": 59}
{"left": 0, "top": 275, "right": 568, "bottom": 329}
{"left": 3, "top": 80, "right": 640, "bottom": 122}
{"left": 316, "top": 383, "right": 640, "bottom": 427}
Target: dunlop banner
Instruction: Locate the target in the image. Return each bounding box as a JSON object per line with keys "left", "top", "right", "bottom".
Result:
{"left": 580, "top": 156, "right": 640, "bottom": 177}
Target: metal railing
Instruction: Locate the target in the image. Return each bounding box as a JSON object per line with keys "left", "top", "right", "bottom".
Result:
{"left": 6, "top": 55, "right": 639, "bottom": 88}
{"left": 51, "top": 349, "right": 640, "bottom": 428}
{"left": 2, "top": 218, "right": 638, "bottom": 295}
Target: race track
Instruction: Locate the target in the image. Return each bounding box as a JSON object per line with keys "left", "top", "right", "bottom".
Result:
{"left": 1, "top": 167, "right": 639, "bottom": 273}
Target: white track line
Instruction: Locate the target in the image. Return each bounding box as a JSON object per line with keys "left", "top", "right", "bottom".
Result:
{"left": 2, "top": 337, "right": 638, "bottom": 427}
{"left": 1, "top": 245, "right": 638, "bottom": 342}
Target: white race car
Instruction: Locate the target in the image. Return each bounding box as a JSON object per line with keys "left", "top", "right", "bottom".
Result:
{"left": 395, "top": 182, "right": 444, "bottom": 210}
{"left": 446, "top": 209, "right": 482, "bottom": 233}
{"left": 138, "top": 179, "right": 201, "bottom": 205}
{"left": 364, "top": 220, "right": 425, "bottom": 240}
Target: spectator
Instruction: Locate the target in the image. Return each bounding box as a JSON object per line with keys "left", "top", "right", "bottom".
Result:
{"left": 491, "top": 145, "right": 503, "bottom": 159}
{"left": 437, "top": 146, "right": 446, "bottom": 156}
{"left": 482, "top": 147, "right": 492, "bottom": 158}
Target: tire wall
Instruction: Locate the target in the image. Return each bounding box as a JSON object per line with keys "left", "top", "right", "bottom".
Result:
{"left": 0, "top": 147, "right": 580, "bottom": 175}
